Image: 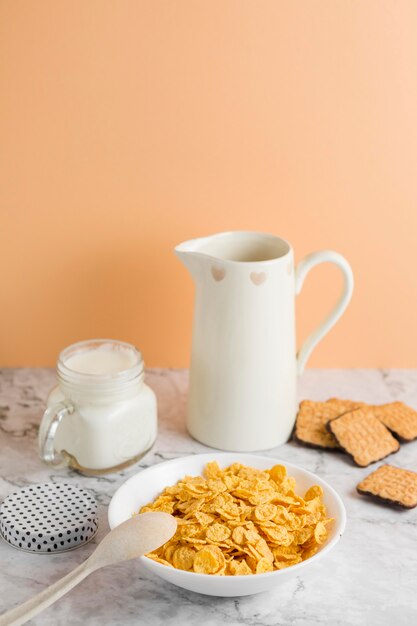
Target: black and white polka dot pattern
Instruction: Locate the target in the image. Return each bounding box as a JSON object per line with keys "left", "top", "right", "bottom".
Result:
{"left": 0, "top": 483, "right": 98, "bottom": 553}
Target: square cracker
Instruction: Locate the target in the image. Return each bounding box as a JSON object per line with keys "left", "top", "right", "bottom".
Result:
{"left": 357, "top": 464, "right": 417, "bottom": 509}
{"left": 327, "top": 407, "right": 400, "bottom": 467}
{"left": 370, "top": 402, "right": 417, "bottom": 442}
{"left": 294, "top": 399, "right": 364, "bottom": 450}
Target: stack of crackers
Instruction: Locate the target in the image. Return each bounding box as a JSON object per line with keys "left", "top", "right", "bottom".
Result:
{"left": 294, "top": 399, "right": 417, "bottom": 509}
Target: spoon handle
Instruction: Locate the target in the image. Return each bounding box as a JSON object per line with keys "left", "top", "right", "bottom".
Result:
{"left": 0, "top": 559, "right": 94, "bottom": 626}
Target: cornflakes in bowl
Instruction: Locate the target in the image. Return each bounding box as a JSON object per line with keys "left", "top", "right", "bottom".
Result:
{"left": 140, "top": 461, "right": 333, "bottom": 575}
{"left": 108, "top": 454, "right": 346, "bottom": 596}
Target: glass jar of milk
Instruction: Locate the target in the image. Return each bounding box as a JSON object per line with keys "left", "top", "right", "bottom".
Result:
{"left": 39, "top": 339, "right": 157, "bottom": 474}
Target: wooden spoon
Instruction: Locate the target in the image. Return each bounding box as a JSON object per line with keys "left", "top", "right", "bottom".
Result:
{"left": 0, "top": 512, "right": 177, "bottom": 626}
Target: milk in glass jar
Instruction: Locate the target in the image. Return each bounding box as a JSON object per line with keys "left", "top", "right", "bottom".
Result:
{"left": 39, "top": 339, "right": 157, "bottom": 474}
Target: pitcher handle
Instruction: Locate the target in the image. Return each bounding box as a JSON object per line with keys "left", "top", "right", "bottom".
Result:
{"left": 38, "top": 401, "right": 74, "bottom": 467}
{"left": 295, "top": 250, "right": 354, "bottom": 375}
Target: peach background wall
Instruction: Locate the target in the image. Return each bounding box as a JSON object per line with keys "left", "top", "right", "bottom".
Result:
{"left": 1, "top": 1, "right": 417, "bottom": 368}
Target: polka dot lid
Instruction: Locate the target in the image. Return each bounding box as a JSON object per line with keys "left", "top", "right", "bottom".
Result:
{"left": 0, "top": 483, "right": 98, "bottom": 553}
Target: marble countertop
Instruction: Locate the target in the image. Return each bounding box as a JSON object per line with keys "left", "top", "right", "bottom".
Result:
{"left": 1, "top": 368, "right": 417, "bottom": 626}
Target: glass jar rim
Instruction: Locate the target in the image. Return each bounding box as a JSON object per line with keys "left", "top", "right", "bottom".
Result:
{"left": 57, "top": 339, "right": 144, "bottom": 386}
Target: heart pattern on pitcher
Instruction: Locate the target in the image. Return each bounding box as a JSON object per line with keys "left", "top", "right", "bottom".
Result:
{"left": 250, "top": 271, "right": 266, "bottom": 286}
{"left": 211, "top": 265, "right": 226, "bottom": 282}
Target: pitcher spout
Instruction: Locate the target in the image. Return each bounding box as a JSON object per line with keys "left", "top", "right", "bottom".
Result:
{"left": 174, "top": 237, "right": 209, "bottom": 279}
{"left": 175, "top": 231, "right": 292, "bottom": 271}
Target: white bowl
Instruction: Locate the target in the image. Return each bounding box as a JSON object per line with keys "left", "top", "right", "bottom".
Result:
{"left": 108, "top": 453, "right": 346, "bottom": 597}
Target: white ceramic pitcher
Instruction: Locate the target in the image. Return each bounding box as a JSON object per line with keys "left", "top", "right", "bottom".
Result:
{"left": 175, "top": 231, "right": 353, "bottom": 451}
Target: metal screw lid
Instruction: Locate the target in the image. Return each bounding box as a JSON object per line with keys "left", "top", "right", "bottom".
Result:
{"left": 0, "top": 483, "right": 98, "bottom": 553}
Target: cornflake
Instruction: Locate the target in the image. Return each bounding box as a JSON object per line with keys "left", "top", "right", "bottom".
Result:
{"left": 140, "top": 461, "right": 333, "bottom": 575}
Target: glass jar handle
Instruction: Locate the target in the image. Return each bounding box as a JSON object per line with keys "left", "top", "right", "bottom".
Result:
{"left": 38, "top": 402, "right": 74, "bottom": 467}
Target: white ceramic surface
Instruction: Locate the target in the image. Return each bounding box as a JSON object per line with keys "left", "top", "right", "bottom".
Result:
{"left": 108, "top": 453, "right": 346, "bottom": 597}
{"left": 175, "top": 232, "right": 353, "bottom": 451}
